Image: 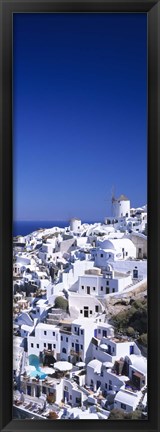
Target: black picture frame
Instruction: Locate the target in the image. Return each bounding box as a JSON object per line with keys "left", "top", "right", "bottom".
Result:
{"left": 0, "top": 1, "right": 160, "bottom": 431}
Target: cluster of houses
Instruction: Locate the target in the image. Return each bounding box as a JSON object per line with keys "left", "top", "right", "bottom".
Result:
{"left": 13, "top": 195, "right": 147, "bottom": 419}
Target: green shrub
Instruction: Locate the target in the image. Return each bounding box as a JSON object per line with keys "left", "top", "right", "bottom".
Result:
{"left": 127, "top": 410, "right": 143, "bottom": 420}
{"left": 108, "top": 409, "right": 128, "bottom": 420}
{"left": 111, "top": 299, "right": 147, "bottom": 335}
{"left": 54, "top": 296, "right": 68, "bottom": 311}
{"left": 138, "top": 333, "right": 147, "bottom": 347}
{"left": 126, "top": 326, "right": 135, "bottom": 336}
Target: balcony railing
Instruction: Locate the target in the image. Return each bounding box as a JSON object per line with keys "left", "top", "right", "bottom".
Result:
{"left": 43, "top": 349, "right": 54, "bottom": 356}
{"left": 60, "top": 329, "right": 72, "bottom": 335}
{"left": 70, "top": 349, "right": 82, "bottom": 356}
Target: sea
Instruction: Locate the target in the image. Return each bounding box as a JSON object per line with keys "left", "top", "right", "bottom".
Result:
{"left": 13, "top": 221, "right": 69, "bottom": 237}
{"left": 13, "top": 220, "right": 97, "bottom": 237}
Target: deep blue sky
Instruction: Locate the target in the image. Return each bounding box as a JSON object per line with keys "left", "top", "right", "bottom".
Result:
{"left": 13, "top": 13, "right": 147, "bottom": 222}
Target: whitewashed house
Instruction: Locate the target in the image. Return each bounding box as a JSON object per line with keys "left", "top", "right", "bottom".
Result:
{"left": 91, "top": 337, "right": 141, "bottom": 364}
{"left": 77, "top": 265, "right": 132, "bottom": 296}
{"left": 28, "top": 322, "right": 61, "bottom": 360}
{"left": 69, "top": 318, "right": 96, "bottom": 364}
{"left": 68, "top": 292, "right": 104, "bottom": 319}
{"left": 95, "top": 239, "right": 136, "bottom": 265}
{"left": 114, "top": 389, "right": 142, "bottom": 412}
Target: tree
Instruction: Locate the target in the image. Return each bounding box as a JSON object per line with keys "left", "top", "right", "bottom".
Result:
{"left": 138, "top": 333, "right": 147, "bottom": 347}
{"left": 108, "top": 409, "right": 128, "bottom": 420}
{"left": 54, "top": 296, "right": 68, "bottom": 312}
{"left": 126, "top": 410, "right": 143, "bottom": 420}
{"left": 126, "top": 326, "right": 135, "bottom": 337}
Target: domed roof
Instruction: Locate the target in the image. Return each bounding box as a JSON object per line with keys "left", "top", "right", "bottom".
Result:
{"left": 117, "top": 194, "right": 129, "bottom": 201}
{"left": 106, "top": 264, "right": 113, "bottom": 272}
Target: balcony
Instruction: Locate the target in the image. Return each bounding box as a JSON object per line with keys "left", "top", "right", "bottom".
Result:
{"left": 70, "top": 350, "right": 82, "bottom": 357}
{"left": 60, "top": 328, "right": 72, "bottom": 335}
{"left": 43, "top": 349, "right": 54, "bottom": 356}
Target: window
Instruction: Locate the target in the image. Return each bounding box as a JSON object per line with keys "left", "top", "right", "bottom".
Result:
{"left": 122, "top": 248, "right": 124, "bottom": 252}
{"left": 109, "top": 380, "right": 112, "bottom": 385}
{"left": 80, "top": 310, "right": 82, "bottom": 313}
{"left": 53, "top": 332, "right": 55, "bottom": 336}
{"left": 72, "top": 343, "right": 74, "bottom": 347}
{"left": 44, "top": 331, "right": 47, "bottom": 335}
{"left": 103, "top": 330, "right": 107, "bottom": 337}
{"left": 95, "top": 306, "right": 99, "bottom": 312}
{"left": 105, "top": 383, "right": 108, "bottom": 389}
{"left": 62, "top": 347, "right": 66, "bottom": 353}
{"left": 81, "top": 330, "right": 83, "bottom": 335}
{"left": 100, "top": 253, "right": 103, "bottom": 258}
{"left": 112, "top": 288, "right": 115, "bottom": 293}
{"left": 44, "top": 343, "right": 46, "bottom": 347}
{"left": 126, "top": 252, "right": 128, "bottom": 256}
{"left": 76, "top": 397, "right": 81, "bottom": 403}
{"left": 81, "top": 286, "right": 84, "bottom": 289}
{"left": 66, "top": 337, "right": 68, "bottom": 342}
{"left": 90, "top": 310, "right": 92, "bottom": 314}
{"left": 70, "top": 395, "right": 72, "bottom": 400}
{"left": 61, "top": 336, "right": 63, "bottom": 341}
{"left": 93, "top": 287, "right": 95, "bottom": 291}
{"left": 101, "top": 286, "right": 103, "bottom": 291}
{"left": 98, "top": 329, "right": 101, "bottom": 334}
{"left": 106, "top": 281, "right": 109, "bottom": 286}
{"left": 106, "top": 287, "right": 109, "bottom": 294}
{"left": 74, "top": 327, "right": 77, "bottom": 331}
{"left": 121, "top": 403, "right": 126, "bottom": 410}
{"left": 53, "top": 344, "right": 56, "bottom": 349}
{"left": 37, "top": 344, "right": 39, "bottom": 348}
{"left": 81, "top": 345, "right": 83, "bottom": 349}
{"left": 31, "top": 343, "right": 34, "bottom": 348}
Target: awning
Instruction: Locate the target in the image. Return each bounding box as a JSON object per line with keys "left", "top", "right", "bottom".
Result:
{"left": 54, "top": 361, "right": 73, "bottom": 371}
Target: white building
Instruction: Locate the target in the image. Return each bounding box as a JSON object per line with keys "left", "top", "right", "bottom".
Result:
{"left": 91, "top": 337, "right": 141, "bottom": 364}
{"left": 96, "top": 238, "right": 136, "bottom": 265}
{"left": 112, "top": 194, "right": 130, "bottom": 219}
{"left": 68, "top": 293, "right": 104, "bottom": 318}
{"left": 114, "top": 389, "right": 142, "bottom": 412}
{"left": 28, "top": 323, "right": 61, "bottom": 360}
{"left": 77, "top": 266, "right": 132, "bottom": 296}
{"left": 86, "top": 359, "right": 126, "bottom": 393}
{"left": 70, "top": 218, "right": 81, "bottom": 232}
{"left": 70, "top": 318, "right": 97, "bottom": 364}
